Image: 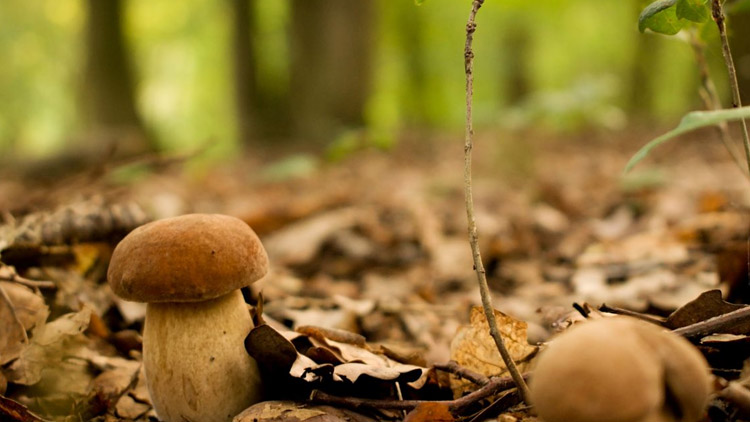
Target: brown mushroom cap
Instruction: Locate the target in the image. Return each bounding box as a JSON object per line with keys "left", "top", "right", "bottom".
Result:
{"left": 107, "top": 214, "right": 269, "bottom": 302}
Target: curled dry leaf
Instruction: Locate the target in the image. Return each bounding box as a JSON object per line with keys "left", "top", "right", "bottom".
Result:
{"left": 6, "top": 307, "right": 92, "bottom": 386}
{"left": 245, "top": 323, "right": 429, "bottom": 387}
{"left": 450, "top": 307, "right": 538, "bottom": 397}
{"left": 233, "top": 400, "right": 376, "bottom": 422}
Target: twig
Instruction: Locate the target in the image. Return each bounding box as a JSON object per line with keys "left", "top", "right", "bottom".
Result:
{"left": 463, "top": 0, "right": 530, "bottom": 403}
{"left": 0, "top": 265, "right": 56, "bottom": 290}
{"left": 598, "top": 304, "right": 666, "bottom": 326}
{"left": 434, "top": 360, "right": 490, "bottom": 386}
{"left": 672, "top": 305, "right": 750, "bottom": 338}
{"left": 687, "top": 29, "right": 748, "bottom": 178}
{"left": 308, "top": 373, "right": 529, "bottom": 413}
{"left": 711, "top": 0, "right": 750, "bottom": 180}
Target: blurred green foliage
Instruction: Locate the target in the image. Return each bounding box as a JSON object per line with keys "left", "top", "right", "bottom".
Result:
{"left": 0, "top": 0, "right": 726, "bottom": 158}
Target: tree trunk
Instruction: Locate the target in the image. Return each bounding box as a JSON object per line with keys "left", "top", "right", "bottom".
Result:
{"left": 290, "top": 0, "right": 374, "bottom": 142}
{"left": 82, "top": 0, "right": 149, "bottom": 153}
{"left": 231, "top": 0, "right": 258, "bottom": 144}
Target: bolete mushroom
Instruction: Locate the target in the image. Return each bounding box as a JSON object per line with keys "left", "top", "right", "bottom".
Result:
{"left": 107, "top": 213, "right": 268, "bottom": 422}
{"left": 529, "top": 317, "right": 712, "bottom": 422}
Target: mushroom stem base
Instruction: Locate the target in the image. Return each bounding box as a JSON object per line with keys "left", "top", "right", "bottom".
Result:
{"left": 144, "top": 290, "right": 262, "bottom": 422}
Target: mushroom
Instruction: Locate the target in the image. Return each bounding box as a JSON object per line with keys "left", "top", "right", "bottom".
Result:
{"left": 529, "top": 317, "right": 712, "bottom": 422}
{"left": 107, "top": 214, "right": 269, "bottom": 422}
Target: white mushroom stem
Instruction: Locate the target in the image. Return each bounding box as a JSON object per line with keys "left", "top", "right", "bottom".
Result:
{"left": 143, "top": 289, "right": 262, "bottom": 422}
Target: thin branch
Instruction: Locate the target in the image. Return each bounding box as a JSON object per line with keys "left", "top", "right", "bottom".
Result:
{"left": 672, "top": 305, "right": 750, "bottom": 338}
{"left": 598, "top": 304, "right": 666, "bottom": 326}
{"left": 463, "top": 0, "right": 530, "bottom": 402}
{"left": 687, "top": 29, "right": 748, "bottom": 179}
{"left": 308, "top": 373, "right": 529, "bottom": 413}
{"left": 434, "top": 360, "right": 490, "bottom": 386}
{"left": 712, "top": 0, "right": 750, "bottom": 179}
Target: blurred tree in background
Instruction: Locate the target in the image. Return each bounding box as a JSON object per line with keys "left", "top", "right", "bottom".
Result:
{"left": 82, "top": 0, "right": 151, "bottom": 154}
{"left": 0, "top": 0, "right": 739, "bottom": 160}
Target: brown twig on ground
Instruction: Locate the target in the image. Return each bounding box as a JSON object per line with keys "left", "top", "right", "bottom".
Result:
{"left": 672, "top": 305, "right": 750, "bottom": 338}
{"left": 711, "top": 0, "right": 750, "bottom": 179}
{"left": 0, "top": 264, "right": 56, "bottom": 290}
{"left": 687, "top": 29, "right": 747, "bottom": 178}
{"left": 462, "top": 0, "right": 531, "bottom": 403}
{"left": 308, "top": 373, "right": 529, "bottom": 413}
{"left": 434, "top": 360, "right": 490, "bottom": 386}
{"left": 598, "top": 304, "right": 665, "bottom": 326}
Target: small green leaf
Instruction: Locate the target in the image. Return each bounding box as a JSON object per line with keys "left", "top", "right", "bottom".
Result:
{"left": 638, "top": 0, "right": 685, "bottom": 35}
{"left": 676, "top": 0, "right": 709, "bottom": 22}
{"left": 624, "top": 106, "right": 750, "bottom": 173}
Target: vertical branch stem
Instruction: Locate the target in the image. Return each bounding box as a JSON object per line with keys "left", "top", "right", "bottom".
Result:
{"left": 687, "top": 29, "right": 748, "bottom": 179}
{"left": 712, "top": 0, "right": 750, "bottom": 179}
{"left": 463, "top": 0, "right": 530, "bottom": 403}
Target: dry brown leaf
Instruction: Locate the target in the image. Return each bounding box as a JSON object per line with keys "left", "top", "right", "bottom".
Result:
{"left": 233, "top": 400, "right": 376, "bottom": 422}
{"left": 6, "top": 307, "right": 92, "bottom": 386}
{"left": 263, "top": 208, "right": 361, "bottom": 266}
{"left": 665, "top": 289, "right": 745, "bottom": 331}
{"left": 0, "top": 286, "right": 30, "bottom": 366}
{"left": 403, "top": 402, "right": 454, "bottom": 422}
{"left": 115, "top": 394, "right": 151, "bottom": 420}
{"left": 0, "top": 282, "right": 48, "bottom": 331}
{"left": 450, "top": 307, "right": 537, "bottom": 397}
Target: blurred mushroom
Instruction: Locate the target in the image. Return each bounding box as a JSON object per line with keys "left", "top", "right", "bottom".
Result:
{"left": 107, "top": 214, "right": 269, "bottom": 422}
{"left": 529, "top": 317, "right": 712, "bottom": 422}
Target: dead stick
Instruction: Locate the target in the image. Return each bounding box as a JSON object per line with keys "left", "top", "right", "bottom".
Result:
{"left": 673, "top": 305, "right": 750, "bottom": 338}
{"left": 462, "top": 0, "right": 531, "bottom": 402}
{"left": 711, "top": 0, "right": 750, "bottom": 179}
{"left": 308, "top": 373, "right": 528, "bottom": 413}
{"left": 599, "top": 304, "right": 665, "bottom": 326}
{"left": 434, "top": 360, "right": 490, "bottom": 386}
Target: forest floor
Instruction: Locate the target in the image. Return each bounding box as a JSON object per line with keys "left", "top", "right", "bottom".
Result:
{"left": 0, "top": 128, "right": 749, "bottom": 422}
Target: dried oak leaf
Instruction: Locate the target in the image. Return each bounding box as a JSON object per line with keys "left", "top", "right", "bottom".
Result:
{"left": 233, "top": 400, "right": 376, "bottom": 422}
{"left": 450, "top": 307, "right": 538, "bottom": 397}
{"left": 665, "top": 289, "right": 746, "bottom": 331}
{"left": 6, "top": 307, "right": 92, "bottom": 386}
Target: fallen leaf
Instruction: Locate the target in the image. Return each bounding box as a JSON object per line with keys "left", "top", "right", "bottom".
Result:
{"left": 233, "top": 400, "right": 376, "bottom": 422}
{"left": 0, "top": 282, "right": 48, "bottom": 331}
{"left": 115, "top": 394, "right": 150, "bottom": 420}
{"left": 6, "top": 307, "right": 92, "bottom": 385}
{"left": 450, "top": 307, "right": 538, "bottom": 397}
{"left": 665, "top": 289, "right": 745, "bottom": 331}
{"left": 0, "top": 286, "right": 30, "bottom": 365}
{"left": 403, "top": 402, "right": 454, "bottom": 422}
{"left": 264, "top": 208, "right": 361, "bottom": 266}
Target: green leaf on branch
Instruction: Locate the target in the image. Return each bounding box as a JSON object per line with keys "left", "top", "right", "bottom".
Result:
{"left": 624, "top": 106, "right": 750, "bottom": 173}
{"left": 676, "top": 0, "right": 709, "bottom": 22}
{"left": 638, "top": 0, "right": 686, "bottom": 35}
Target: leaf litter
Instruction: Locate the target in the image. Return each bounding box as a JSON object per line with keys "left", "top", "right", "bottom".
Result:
{"left": 0, "top": 134, "right": 749, "bottom": 420}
